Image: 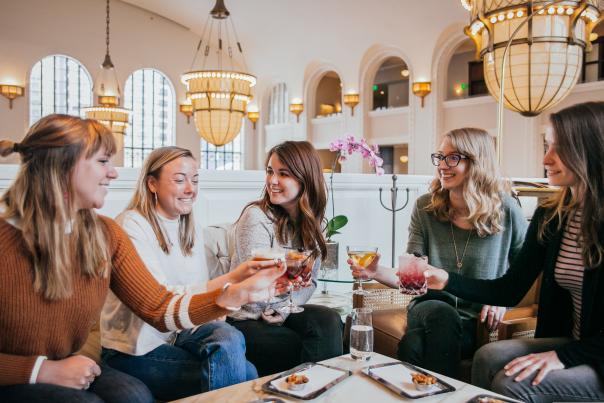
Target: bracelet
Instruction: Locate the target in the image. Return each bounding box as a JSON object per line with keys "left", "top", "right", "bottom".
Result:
{"left": 218, "top": 282, "right": 241, "bottom": 312}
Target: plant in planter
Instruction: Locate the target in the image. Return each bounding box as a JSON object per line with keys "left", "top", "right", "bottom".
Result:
{"left": 321, "top": 135, "right": 384, "bottom": 275}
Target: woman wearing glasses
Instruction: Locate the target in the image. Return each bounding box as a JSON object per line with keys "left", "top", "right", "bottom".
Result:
{"left": 349, "top": 128, "right": 527, "bottom": 378}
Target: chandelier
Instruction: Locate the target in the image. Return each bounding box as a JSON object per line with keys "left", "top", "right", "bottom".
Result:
{"left": 462, "top": 0, "right": 602, "bottom": 116}
{"left": 84, "top": 0, "right": 131, "bottom": 136}
{"left": 181, "top": 0, "right": 256, "bottom": 146}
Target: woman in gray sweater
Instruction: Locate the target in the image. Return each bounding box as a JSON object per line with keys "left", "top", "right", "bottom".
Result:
{"left": 227, "top": 141, "right": 343, "bottom": 376}
{"left": 350, "top": 128, "right": 527, "bottom": 378}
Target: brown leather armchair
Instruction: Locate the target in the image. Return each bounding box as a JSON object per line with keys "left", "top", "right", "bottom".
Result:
{"left": 351, "top": 276, "right": 541, "bottom": 381}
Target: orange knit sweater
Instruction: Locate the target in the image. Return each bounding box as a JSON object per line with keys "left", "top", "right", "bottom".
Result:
{"left": 0, "top": 215, "right": 227, "bottom": 385}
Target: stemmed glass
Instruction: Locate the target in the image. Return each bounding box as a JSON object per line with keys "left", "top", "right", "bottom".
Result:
{"left": 251, "top": 247, "right": 286, "bottom": 304}
{"left": 279, "top": 248, "right": 314, "bottom": 314}
{"left": 347, "top": 245, "right": 378, "bottom": 296}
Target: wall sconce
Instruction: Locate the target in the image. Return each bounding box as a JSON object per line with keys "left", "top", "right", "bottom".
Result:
{"left": 247, "top": 110, "right": 260, "bottom": 129}
{"left": 0, "top": 84, "right": 25, "bottom": 109}
{"left": 289, "top": 101, "right": 304, "bottom": 123}
{"left": 412, "top": 81, "right": 431, "bottom": 108}
{"left": 343, "top": 93, "right": 360, "bottom": 116}
{"left": 179, "top": 103, "right": 193, "bottom": 124}
{"left": 399, "top": 155, "right": 409, "bottom": 164}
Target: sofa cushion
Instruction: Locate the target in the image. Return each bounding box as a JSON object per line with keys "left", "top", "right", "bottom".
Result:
{"left": 372, "top": 308, "right": 407, "bottom": 359}
{"left": 202, "top": 223, "right": 234, "bottom": 280}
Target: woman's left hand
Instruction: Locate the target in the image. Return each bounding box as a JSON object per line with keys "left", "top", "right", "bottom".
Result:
{"left": 504, "top": 350, "right": 565, "bottom": 385}
{"left": 231, "top": 259, "right": 280, "bottom": 283}
{"left": 480, "top": 305, "right": 507, "bottom": 331}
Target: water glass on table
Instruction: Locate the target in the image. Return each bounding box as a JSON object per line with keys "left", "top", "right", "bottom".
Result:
{"left": 397, "top": 253, "right": 428, "bottom": 295}
{"left": 347, "top": 245, "right": 378, "bottom": 296}
{"left": 350, "top": 307, "right": 373, "bottom": 361}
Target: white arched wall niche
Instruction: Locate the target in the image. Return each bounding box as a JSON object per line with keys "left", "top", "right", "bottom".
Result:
{"left": 303, "top": 61, "right": 345, "bottom": 151}
{"left": 432, "top": 23, "right": 543, "bottom": 178}
{"left": 359, "top": 44, "right": 413, "bottom": 149}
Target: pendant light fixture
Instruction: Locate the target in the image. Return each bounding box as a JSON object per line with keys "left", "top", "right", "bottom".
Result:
{"left": 181, "top": 0, "right": 256, "bottom": 146}
{"left": 84, "top": 0, "right": 131, "bottom": 137}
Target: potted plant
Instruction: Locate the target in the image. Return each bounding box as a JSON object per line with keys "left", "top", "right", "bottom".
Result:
{"left": 321, "top": 135, "right": 384, "bottom": 274}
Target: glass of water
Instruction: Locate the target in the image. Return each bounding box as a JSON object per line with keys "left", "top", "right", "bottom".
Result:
{"left": 350, "top": 307, "right": 373, "bottom": 361}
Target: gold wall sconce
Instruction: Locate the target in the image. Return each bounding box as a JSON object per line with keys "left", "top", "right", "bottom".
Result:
{"left": 399, "top": 155, "right": 409, "bottom": 163}
{"left": 412, "top": 82, "right": 431, "bottom": 108}
{"left": 246, "top": 110, "right": 260, "bottom": 130}
{"left": 0, "top": 84, "right": 24, "bottom": 109}
{"left": 343, "top": 93, "right": 360, "bottom": 116}
{"left": 289, "top": 101, "right": 304, "bottom": 123}
{"left": 179, "top": 103, "right": 194, "bottom": 124}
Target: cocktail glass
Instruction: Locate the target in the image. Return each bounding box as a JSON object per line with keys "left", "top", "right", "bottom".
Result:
{"left": 347, "top": 245, "right": 378, "bottom": 296}
{"left": 397, "top": 254, "right": 428, "bottom": 295}
{"left": 279, "top": 249, "right": 314, "bottom": 314}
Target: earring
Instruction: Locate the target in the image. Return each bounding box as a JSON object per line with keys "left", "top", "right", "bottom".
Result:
{"left": 153, "top": 192, "right": 158, "bottom": 206}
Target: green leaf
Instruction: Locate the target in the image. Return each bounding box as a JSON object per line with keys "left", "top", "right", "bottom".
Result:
{"left": 325, "top": 215, "right": 348, "bottom": 240}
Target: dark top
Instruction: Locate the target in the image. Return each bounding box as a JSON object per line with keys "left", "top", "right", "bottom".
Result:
{"left": 446, "top": 206, "right": 604, "bottom": 377}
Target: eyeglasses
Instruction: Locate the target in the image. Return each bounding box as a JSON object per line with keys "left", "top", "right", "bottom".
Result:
{"left": 430, "top": 153, "right": 469, "bottom": 167}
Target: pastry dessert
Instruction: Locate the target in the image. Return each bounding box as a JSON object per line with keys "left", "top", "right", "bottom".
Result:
{"left": 411, "top": 372, "right": 437, "bottom": 390}
{"left": 285, "top": 373, "right": 309, "bottom": 391}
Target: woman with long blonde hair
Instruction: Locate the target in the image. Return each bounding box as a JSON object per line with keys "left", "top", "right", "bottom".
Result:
{"left": 350, "top": 128, "right": 527, "bottom": 378}
{"left": 0, "top": 115, "right": 283, "bottom": 403}
{"left": 101, "top": 146, "right": 262, "bottom": 401}
{"left": 425, "top": 102, "right": 604, "bottom": 402}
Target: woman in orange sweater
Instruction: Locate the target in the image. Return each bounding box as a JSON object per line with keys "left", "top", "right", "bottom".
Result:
{"left": 0, "top": 114, "right": 284, "bottom": 403}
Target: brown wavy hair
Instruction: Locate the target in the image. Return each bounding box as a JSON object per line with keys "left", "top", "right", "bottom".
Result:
{"left": 538, "top": 102, "right": 604, "bottom": 268}
{"left": 0, "top": 114, "right": 116, "bottom": 300}
{"left": 243, "top": 141, "right": 327, "bottom": 260}
{"left": 425, "top": 127, "right": 507, "bottom": 237}
{"left": 125, "top": 146, "right": 196, "bottom": 255}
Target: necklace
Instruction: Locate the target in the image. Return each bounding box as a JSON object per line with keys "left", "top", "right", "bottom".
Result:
{"left": 450, "top": 222, "right": 472, "bottom": 270}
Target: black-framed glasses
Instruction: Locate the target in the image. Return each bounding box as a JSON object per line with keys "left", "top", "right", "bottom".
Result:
{"left": 430, "top": 153, "right": 469, "bottom": 167}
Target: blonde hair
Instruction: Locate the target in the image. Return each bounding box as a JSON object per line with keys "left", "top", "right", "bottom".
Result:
{"left": 0, "top": 114, "right": 116, "bottom": 300}
{"left": 126, "top": 146, "right": 196, "bottom": 255}
{"left": 425, "top": 127, "right": 507, "bottom": 237}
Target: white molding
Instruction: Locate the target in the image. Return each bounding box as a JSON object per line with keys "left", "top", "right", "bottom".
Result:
{"left": 368, "top": 106, "right": 410, "bottom": 117}
{"left": 442, "top": 95, "right": 494, "bottom": 109}
{"left": 311, "top": 115, "right": 345, "bottom": 125}
{"left": 572, "top": 80, "right": 604, "bottom": 94}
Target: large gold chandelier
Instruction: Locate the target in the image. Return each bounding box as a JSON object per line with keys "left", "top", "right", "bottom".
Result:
{"left": 182, "top": 0, "right": 256, "bottom": 146}
{"left": 462, "top": 0, "right": 602, "bottom": 117}
{"left": 83, "top": 0, "right": 131, "bottom": 136}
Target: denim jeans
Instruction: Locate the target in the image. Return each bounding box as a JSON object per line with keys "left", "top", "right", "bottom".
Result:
{"left": 397, "top": 299, "right": 476, "bottom": 378}
{"left": 472, "top": 337, "right": 604, "bottom": 403}
{"left": 228, "top": 304, "right": 344, "bottom": 376}
{"left": 0, "top": 364, "right": 153, "bottom": 403}
{"left": 102, "top": 321, "right": 258, "bottom": 401}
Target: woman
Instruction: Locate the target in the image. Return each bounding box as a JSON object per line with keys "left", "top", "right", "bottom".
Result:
{"left": 350, "top": 128, "right": 527, "bottom": 378}
{"left": 227, "top": 140, "right": 343, "bottom": 376}
{"left": 101, "top": 147, "right": 260, "bottom": 401}
{"left": 0, "top": 115, "right": 283, "bottom": 403}
{"left": 425, "top": 102, "right": 604, "bottom": 402}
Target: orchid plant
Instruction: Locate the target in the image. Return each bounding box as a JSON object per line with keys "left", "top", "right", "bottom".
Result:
{"left": 325, "top": 135, "right": 384, "bottom": 241}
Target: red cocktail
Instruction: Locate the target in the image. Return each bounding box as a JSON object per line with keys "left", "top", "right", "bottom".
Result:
{"left": 397, "top": 254, "right": 427, "bottom": 295}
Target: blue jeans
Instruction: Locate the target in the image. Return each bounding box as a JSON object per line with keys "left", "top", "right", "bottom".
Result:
{"left": 473, "top": 337, "right": 604, "bottom": 403}
{"left": 0, "top": 364, "right": 153, "bottom": 403}
{"left": 102, "top": 321, "right": 258, "bottom": 401}
{"left": 397, "top": 299, "right": 476, "bottom": 378}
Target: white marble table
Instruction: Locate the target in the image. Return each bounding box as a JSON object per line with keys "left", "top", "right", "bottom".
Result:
{"left": 171, "top": 353, "right": 518, "bottom": 403}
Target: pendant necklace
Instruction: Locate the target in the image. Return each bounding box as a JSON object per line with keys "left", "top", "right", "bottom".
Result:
{"left": 450, "top": 221, "right": 472, "bottom": 270}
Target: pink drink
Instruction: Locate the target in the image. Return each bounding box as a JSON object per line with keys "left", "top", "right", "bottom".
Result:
{"left": 397, "top": 254, "right": 427, "bottom": 295}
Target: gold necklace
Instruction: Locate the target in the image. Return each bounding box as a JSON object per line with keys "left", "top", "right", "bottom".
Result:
{"left": 450, "top": 222, "right": 472, "bottom": 270}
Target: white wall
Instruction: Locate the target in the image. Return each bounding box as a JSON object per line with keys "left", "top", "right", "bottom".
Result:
{"left": 1, "top": 0, "right": 603, "bottom": 177}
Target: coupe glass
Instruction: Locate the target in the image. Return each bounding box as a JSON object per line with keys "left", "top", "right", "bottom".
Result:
{"left": 279, "top": 248, "right": 314, "bottom": 314}
{"left": 347, "top": 245, "right": 378, "bottom": 296}
{"left": 251, "top": 247, "right": 286, "bottom": 304}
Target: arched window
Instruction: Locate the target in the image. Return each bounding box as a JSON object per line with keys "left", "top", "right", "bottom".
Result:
{"left": 446, "top": 39, "right": 488, "bottom": 100}
{"left": 315, "top": 72, "right": 342, "bottom": 117}
{"left": 268, "top": 83, "right": 288, "bottom": 125}
{"left": 123, "top": 68, "right": 175, "bottom": 168}
{"left": 200, "top": 126, "right": 244, "bottom": 170}
{"left": 582, "top": 22, "right": 604, "bottom": 83}
{"left": 372, "top": 57, "right": 409, "bottom": 109}
{"left": 29, "top": 55, "right": 92, "bottom": 125}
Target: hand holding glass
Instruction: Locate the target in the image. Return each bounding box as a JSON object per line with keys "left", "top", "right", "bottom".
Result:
{"left": 347, "top": 246, "right": 378, "bottom": 296}
{"left": 279, "top": 249, "right": 313, "bottom": 314}
{"left": 251, "top": 247, "right": 286, "bottom": 303}
{"left": 397, "top": 254, "right": 428, "bottom": 295}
